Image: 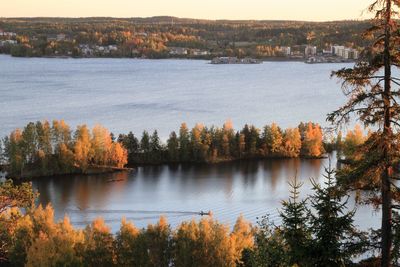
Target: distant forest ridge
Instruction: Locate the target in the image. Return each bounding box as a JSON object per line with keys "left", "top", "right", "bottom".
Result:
{"left": 0, "top": 16, "right": 373, "bottom": 59}
{"left": 0, "top": 17, "right": 372, "bottom": 39}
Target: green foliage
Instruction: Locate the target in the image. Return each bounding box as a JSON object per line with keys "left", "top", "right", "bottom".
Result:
{"left": 392, "top": 211, "right": 400, "bottom": 265}
{"left": 308, "top": 165, "right": 366, "bottom": 266}
{"left": 118, "top": 131, "right": 139, "bottom": 164}
{"left": 167, "top": 131, "right": 179, "bottom": 162}
{"left": 280, "top": 177, "right": 310, "bottom": 266}
{"left": 118, "top": 121, "right": 325, "bottom": 166}
{"left": 252, "top": 167, "right": 366, "bottom": 266}
{"left": 251, "top": 216, "right": 286, "bottom": 267}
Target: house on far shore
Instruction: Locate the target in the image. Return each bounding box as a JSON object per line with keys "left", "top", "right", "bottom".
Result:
{"left": 169, "top": 47, "right": 188, "bottom": 55}
{"left": 0, "top": 29, "right": 17, "bottom": 37}
{"left": 192, "top": 49, "right": 210, "bottom": 56}
{"left": 304, "top": 45, "right": 317, "bottom": 57}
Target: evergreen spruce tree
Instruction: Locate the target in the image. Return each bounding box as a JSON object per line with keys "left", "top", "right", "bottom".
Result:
{"left": 167, "top": 131, "right": 179, "bottom": 162}
{"left": 178, "top": 123, "right": 190, "bottom": 162}
{"left": 308, "top": 164, "right": 365, "bottom": 266}
{"left": 139, "top": 130, "right": 150, "bottom": 163}
{"left": 117, "top": 131, "right": 139, "bottom": 164}
{"left": 279, "top": 176, "right": 310, "bottom": 266}
{"left": 150, "top": 130, "right": 162, "bottom": 163}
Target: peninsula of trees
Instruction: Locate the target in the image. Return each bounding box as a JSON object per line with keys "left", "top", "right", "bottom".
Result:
{"left": 118, "top": 121, "right": 327, "bottom": 165}
{"left": 0, "top": 120, "right": 128, "bottom": 178}
{"left": 0, "top": 119, "right": 369, "bottom": 179}
{"left": 0, "top": 120, "right": 329, "bottom": 178}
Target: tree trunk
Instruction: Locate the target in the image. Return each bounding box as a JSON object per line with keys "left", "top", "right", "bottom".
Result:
{"left": 381, "top": 1, "right": 393, "bottom": 266}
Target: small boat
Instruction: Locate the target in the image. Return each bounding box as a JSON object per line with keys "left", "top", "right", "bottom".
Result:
{"left": 199, "top": 210, "right": 212, "bottom": 216}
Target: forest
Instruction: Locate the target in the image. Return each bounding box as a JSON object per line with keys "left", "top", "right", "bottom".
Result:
{"left": 0, "top": 17, "right": 371, "bottom": 58}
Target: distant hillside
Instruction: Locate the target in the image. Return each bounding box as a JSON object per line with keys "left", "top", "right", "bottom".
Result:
{"left": 0, "top": 17, "right": 372, "bottom": 59}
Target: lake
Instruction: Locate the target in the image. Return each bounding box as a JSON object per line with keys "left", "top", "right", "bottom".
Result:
{"left": 0, "top": 55, "right": 350, "bottom": 139}
{"left": 0, "top": 55, "right": 380, "bottom": 231}
{"left": 31, "top": 155, "right": 380, "bottom": 232}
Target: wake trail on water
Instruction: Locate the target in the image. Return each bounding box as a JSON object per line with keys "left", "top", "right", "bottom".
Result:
{"left": 65, "top": 209, "right": 201, "bottom": 215}
{"left": 71, "top": 213, "right": 194, "bottom": 226}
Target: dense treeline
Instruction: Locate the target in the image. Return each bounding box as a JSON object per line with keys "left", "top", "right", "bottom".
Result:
{"left": 0, "top": 120, "right": 127, "bottom": 178}
{"left": 0, "top": 120, "right": 368, "bottom": 178}
{"left": 0, "top": 119, "right": 366, "bottom": 179}
{"left": 118, "top": 121, "right": 326, "bottom": 165}
{"left": 0, "top": 17, "right": 371, "bottom": 58}
{"left": 0, "top": 205, "right": 253, "bottom": 267}
{"left": 2, "top": 165, "right": 398, "bottom": 266}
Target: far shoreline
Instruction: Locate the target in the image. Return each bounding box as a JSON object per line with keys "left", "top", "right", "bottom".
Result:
{"left": 0, "top": 54, "right": 357, "bottom": 64}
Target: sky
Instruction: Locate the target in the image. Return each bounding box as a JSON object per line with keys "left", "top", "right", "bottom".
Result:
{"left": 1, "top": 0, "right": 373, "bottom": 21}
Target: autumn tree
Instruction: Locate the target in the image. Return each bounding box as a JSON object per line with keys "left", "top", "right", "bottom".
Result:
{"left": 327, "top": 1, "right": 400, "bottom": 264}
{"left": 191, "top": 123, "right": 204, "bottom": 161}
{"left": 79, "top": 218, "right": 115, "bottom": 266}
{"left": 26, "top": 216, "right": 83, "bottom": 267}
{"left": 231, "top": 215, "right": 254, "bottom": 265}
{"left": 74, "top": 124, "right": 92, "bottom": 171}
{"left": 109, "top": 142, "right": 128, "bottom": 168}
{"left": 281, "top": 128, "right": 302, "bottom": 157}
{"left": 179, "top": 123, "right": 190, "bottom": 162}
{"left": 115, "top": 219, "right": 144, "bottom": 266}
{"left": 35, "top": 121, "right": 52, "bottom": 171}
{"left": 145, "top": 216, "right": 172, "bottom": 267}
{"left": 0, "top": 180, "right": 37, "bottom": 264}
{"left": 342, "top": 124, "right": 365, "bottom": 161}
{"left": 301, "top": 122, "right": 324, "bottom": 158}
{"left": 91, "top": 124, "right": 112, "bottom": 166}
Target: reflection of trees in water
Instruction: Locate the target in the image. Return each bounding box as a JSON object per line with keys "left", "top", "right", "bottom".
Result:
{"left": 33, "top": 158, "right": 331, "bottom": 225}
{"left": 305, "top": 158, "right": 324, "bottom": 181}
{"left": 75, "top": 177, "right": 90, "bottom": 210}
{"left": 172, "top": 163, "right": 236, "bottom": 198}
{"left": 238, "top": 160, "right": 259, "bottom": 188}
{"left": 167, "top": 164, "right": 179, "bottom": 173}
{"left": 141, "top": 165, "right": 163, "bottom": 182}
{"left": 34, "top": 179, "right": 52, "bottom": 207}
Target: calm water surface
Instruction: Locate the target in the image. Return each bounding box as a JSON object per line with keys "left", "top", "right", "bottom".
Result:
{"left": 1, "top": 55, "right": 380, "bottom": 231}
{"left": 0, "top": 55, "right": 349, "bottom": 138}
{"left": 32, "top": 156, "right": 380, "bottom": 232}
